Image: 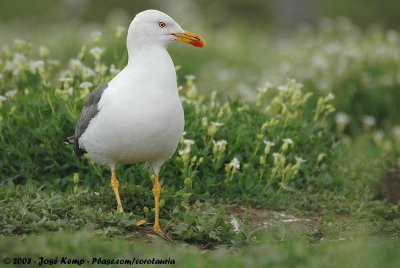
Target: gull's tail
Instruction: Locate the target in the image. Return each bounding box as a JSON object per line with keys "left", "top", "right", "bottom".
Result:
{"left": 65, "top": 135, "right": 86, "bottom": 156}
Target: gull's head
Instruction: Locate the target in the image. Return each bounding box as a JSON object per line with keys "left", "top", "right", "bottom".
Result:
{"left": 127, "top": 9, "right": 206, "bottom": 49}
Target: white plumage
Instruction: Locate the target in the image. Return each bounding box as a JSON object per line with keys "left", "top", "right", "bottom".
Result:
{"left": 80, "top": 45, "right": 184, "bottom": 174}
{"left": 70, "top": 9, "right": 205, "bottom": 233}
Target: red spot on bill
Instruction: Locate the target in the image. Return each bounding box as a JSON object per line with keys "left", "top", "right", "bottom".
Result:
{"left": 190, "top": 40, "right": 205, "bottom": 48}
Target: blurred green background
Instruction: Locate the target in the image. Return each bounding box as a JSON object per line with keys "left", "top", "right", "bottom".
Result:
{"left": 1, "top": 0, "right": 400, "bottom": 30}
{"left": 1, "top": 0, "right": 399, "bottom": 92}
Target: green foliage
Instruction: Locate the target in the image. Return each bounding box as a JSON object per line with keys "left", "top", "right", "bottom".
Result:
{"left": 1, "top": 231, "right": 399, "bottom": 268}
{"left": 0, "top": 13, "right": 400, "bottom": 261}
{"left": 0, "top": 181, "right": 265, "bottom": 246}
{"left": 282, "top": 19, "right": 400, "bottom": 131}
{"left": 0, "top": 37, "right": 337, "bottom": 204}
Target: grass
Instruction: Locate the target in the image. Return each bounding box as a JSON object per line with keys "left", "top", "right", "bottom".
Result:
{"left": 0, "top": 16, "right": 400, "bottom": 267}
{"left": 1, "top": 231, "right": 400, "bottom": 268}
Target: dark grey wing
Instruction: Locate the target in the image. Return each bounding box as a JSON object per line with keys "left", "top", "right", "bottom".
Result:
{"left": 73, "top": 83, "right": 108, "bottom": 156}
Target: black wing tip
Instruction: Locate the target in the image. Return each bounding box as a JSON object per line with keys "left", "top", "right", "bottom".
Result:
{"left": 74, "top": 147, "right": 86, "bottom": 156}
{"left": 73, "top": 141, "right": 86, "bottom": 156}
{"left": 66, "top": 135, "right": 86, "bottom": 156}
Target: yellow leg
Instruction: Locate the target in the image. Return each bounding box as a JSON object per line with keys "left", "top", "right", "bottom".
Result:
{"left": 111, "top": 169, "right": 124, "bottom": 213}
{"left": 152, "top": 175, "right": 162, "bottom": 233}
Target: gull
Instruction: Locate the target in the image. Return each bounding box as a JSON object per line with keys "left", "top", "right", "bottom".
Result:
{"left": 66, "top": 9, "right": 205, "bottom": 234}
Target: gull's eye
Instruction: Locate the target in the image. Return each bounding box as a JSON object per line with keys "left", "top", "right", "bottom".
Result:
{"left": 158, "top": 21, "right": 166, "bottom": 28}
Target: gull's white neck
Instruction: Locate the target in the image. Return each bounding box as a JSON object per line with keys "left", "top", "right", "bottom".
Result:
{"left": 113, "top": 44, "right": 177, "bottom": 98}
{"left": 127, "top": 44, "right": 170, "bottom": 67}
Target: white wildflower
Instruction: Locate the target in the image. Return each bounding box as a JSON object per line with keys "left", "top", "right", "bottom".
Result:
{"left": 211, "top": 121, "right": 223, "bottom": 127}
{"left": 90, "top": 47, "right": 104, "bottom": 60}
{"left": 67, "top": 87, "right": 74, "bottom": 96}
{"left": 273, "top": 153, "right": 285, "bottom": 166}
{"left": 289, "top": 79, "right": 303, "bottom": 89}
{"left": 230, "top": 157, "right": 240, "bottom": 170}
{"left": 295, "top": 157, "right": 306, "bottom": 163}
{"left": 178, "top": 148, "right": 190, "bottom": 155}
{"left": 81, "top": 66, "right": 96, "bottom": 77}
{"left": 335, "top": 112, "right": 350, "bottom": 125}
{"left": 282, "top": 138, "right": 294, "bottom": 151}
{"left": 183, "top": 139, "right": 195, "bottom": 145}
{"left": 263, "top": 139, "right": 274, "bottom": 155}
{"left": 109, "top": 64, "right": 120, "bottom": 74}
{"left": 283, "top": 138, "right": 294, "bottom": 145}
{"left": 213, "top": 140, "right": 227, "bottom": 155}
{"left": 230, "top": 216, "right": 240, "bottom": 233}
{"left": 29, "top": 60, "right": 44, "bottom": 73}
{"left": 13, "top": 53, "right": 27, "bottom": 64}
{"left": 213, "top": 140, "right": 228, "bottom": 148}
{"left": 372, "top": 131, "right": 384, "bottom": 142}
{"left": 265, "top": 81, "right": 273, "bottom": 89}
{"left": 258, "top": 81, "right": 273, "bottom": 93}
{"left": 362, "top": 115, "right": 376, "bottom": 127}
{"left": 327, "top": 93, "right": 335, "bottom": 100}
{"left": 69, "top": 59, "right": 83, "bottom": 69}
{"left": 80, "top": 82, "right": 93, "bottom": 89}
{"left": 0, "top": 95, "right": 6, "bottom": 102}
{"left": 5, "top": 89, "right": 17, "bottom": 97}
{"left": 277, "top": 85, "right": 288, "bottom": 91}
{"left": 185, "top": 74, "right": 196, "bottom": 81}
{"left": 263, "top": 140, "right": 275, "bottom": 147}
{"left": 4, "top": 60, "right": 17, "bottom": 72}
{"left": 272, "top": 153, "right": 280, "bottom": 159}
{"left": 59, "top": 76, "right": 73, "bottom": 82}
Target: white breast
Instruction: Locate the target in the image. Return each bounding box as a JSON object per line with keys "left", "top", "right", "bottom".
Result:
{"left": 79, "top": 47, "right": 184, "bottom": 170}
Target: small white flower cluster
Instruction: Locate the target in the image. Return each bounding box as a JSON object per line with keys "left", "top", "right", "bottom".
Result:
{"left": 230, "top": 157, "right": 240, "bottom": 170}
{"left": 225, "top": 157, "right": 240, "bottom": 183}
{"left": 335, "top": 112, "right": 350, "bottom": 125}
{"left": 208, "top": 121, "right": 223, "bottom": 136}
{"left": 90, "top": 47, "right": 104, "bottom": 60}
{"left": 177, "top": 137, "right": 204, "bottom": 180}
{"left": 212, "top": 139, "right": 227, "bottom": 154}
{"left": 68, "top": 58, "right": 96, "bottom": 79}
{"left": 5, "top": 89, "right": 18, "bottom": 98}
{"left": 80, "top": 82, "right": 93, "bottom": 89}
{"left": 29, "top": 60, "right": 44, "bottom": 74}
{"left": 362, "top": 115, "right": 376, "bottom": 128}
{"left": 0, "top": 89, "right": 19, "bottom": 104}
{"left": 281, "top": 138, "right": 293, "bottom": 152}
{"left": 179, "top": 139, "right": 195, "bottom": 156}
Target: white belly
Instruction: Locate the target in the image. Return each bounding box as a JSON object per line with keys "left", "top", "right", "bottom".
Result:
{"left": 79, "top": 92, "right": 184, "bottom": 167}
